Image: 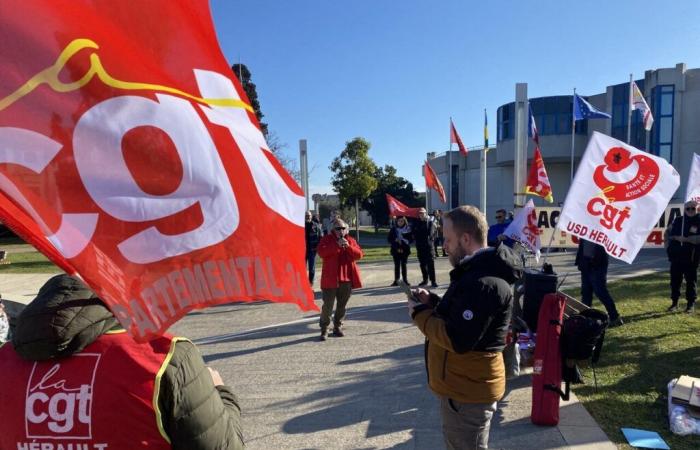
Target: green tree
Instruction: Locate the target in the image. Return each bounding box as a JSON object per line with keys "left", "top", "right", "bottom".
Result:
{"left": 329, "top": 137, "right": 379, "bottom": 243}
{"left": 362, "top": 165, "right": 421, "bottom": 226}
{"left": 231, "top": 63, "right": 268, "bottom": 136}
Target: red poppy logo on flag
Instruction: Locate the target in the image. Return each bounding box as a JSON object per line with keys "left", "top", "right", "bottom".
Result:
{"left": 592, "top": 147, "right": 659, "bottom": 202}
{"left": 0, "top": 1, "right": 315, "bottom": 341}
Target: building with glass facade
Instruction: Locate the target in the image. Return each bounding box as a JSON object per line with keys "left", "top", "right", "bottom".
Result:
{"left": 425, "top": 63, "right": 699, "bottom": 218}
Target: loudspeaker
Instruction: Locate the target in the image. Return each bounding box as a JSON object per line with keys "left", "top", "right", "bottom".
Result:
{"left": 522, "top": 269, "right": 558, "bottom": 331}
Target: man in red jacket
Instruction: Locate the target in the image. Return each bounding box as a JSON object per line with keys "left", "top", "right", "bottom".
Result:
{"left": 317, "top": 218, "right": 363, "bottom": 340}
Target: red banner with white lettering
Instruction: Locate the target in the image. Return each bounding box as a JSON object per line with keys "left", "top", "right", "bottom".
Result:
{"left": 0, "top": 0, "right": 315, "bottom": 341}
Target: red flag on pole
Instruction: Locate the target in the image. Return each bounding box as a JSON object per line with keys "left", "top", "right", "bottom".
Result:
{"left": 0, "top": 0, "right": 315, "bottom": 341}
{"left": 450, "top": 119, "right": 468, "bottom": 156}
{"left": 386, "top": 194, "right": 421, "bottom": 218}
{"left": 424, "top": 160, "right": 447, "bottom": 203}
{"left": 525, "top": 147, "right": 554, "bottom": 203}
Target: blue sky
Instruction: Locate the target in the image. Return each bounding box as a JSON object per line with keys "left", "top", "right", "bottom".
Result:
{"left": 210, "top": 0, "right": 700, "bottom": 196}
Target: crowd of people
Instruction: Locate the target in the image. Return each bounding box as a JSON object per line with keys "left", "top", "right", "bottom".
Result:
{"left": 2, "top": 202, "right": 695, "bottom": 450}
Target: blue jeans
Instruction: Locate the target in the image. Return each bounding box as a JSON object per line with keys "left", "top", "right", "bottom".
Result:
{"left": 306, "top": 249, "right": 316, "bottom": 284}
{"left": 580, "top": 265, "right": 619, "bottom": 320}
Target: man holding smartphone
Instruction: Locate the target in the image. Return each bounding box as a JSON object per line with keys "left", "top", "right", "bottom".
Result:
{"left": 317, "top": 218, "right": 363, "bottom": 341}
{"left": 407, "top": 205, "right": 522, "bottom": 450}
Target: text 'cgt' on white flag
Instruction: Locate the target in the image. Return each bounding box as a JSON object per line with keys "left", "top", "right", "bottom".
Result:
{"left": 556, "top": 131, "right": 679, "bottom": 263}
{"left": 503, "top": 199, "right": 542, "bottom": 262}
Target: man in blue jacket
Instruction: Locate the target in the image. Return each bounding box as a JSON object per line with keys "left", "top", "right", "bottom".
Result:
{"left": 487, "top": 209, "right": 514, "bottom": 248}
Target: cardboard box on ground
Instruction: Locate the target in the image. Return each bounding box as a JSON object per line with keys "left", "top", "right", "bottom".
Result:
{"left": 671, "top": 375, "right": 700, "bottom": 418}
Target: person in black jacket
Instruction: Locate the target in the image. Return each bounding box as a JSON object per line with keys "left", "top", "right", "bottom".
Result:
{"left": 388, "top": 216, "right": 413, "bottom": 286}
{"left": 413, "top": 208, "right": 438, "bottom": 287}
{"left": 305, "top": 210, "right": 323, "bottom": 284}
{"left": 664, "top": 201, "right": 700, "bottom": 313}
{"left": 408, "top": 205, "right": 522, "bottom": 450}
{"left": 575, "top": 238, "right": 623, "bottom": 327}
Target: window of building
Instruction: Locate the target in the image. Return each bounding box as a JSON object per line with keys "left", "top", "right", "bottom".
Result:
{"left": 451, "top": 165, "right": 459, "bottom": 208}
{"left": 497, "top": 103, "right": 514, "bottom": 141}
{"left": 529, "top": 96, "right": 585, "bottom": 138}
{"left": 652, "top": 84, "right": 674, "bottom": 162}
{"left": 611, "top": 80, "right": 646, "bottom": 148}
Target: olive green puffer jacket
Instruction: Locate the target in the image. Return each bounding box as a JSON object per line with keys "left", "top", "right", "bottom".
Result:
{"left": 11, "top": 274, "right": 244, "bottom": 449}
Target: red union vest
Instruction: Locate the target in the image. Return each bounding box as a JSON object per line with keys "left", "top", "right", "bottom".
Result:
{"left": 0, "top": 331, "right": 182, "bottom": 449}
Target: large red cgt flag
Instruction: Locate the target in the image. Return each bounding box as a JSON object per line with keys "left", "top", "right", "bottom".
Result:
{"left": 424, "top": 160, "right": 446, "bottom": 203}
{"left": 0, "top": 1, "right": 315, "bottom": 341}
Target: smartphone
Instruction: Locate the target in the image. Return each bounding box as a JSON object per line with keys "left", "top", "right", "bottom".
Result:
{"left": 398, "top": 280, "right": 418, "bottom": 302}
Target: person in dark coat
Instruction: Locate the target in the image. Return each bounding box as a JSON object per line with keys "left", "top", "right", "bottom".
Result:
{"left": 305, "top": 210, "right": 323, "bottom": 284}
{"left": 664, "top": 200, "right": 700, "bottom": 313}
{"left": 575, "top": 238, "right": 623, "bottom": 327}
{"left": 0, "top": 275, "right": 244, "bottom": 449}
{"left": 388, "top": 216, "right": 413, "bottom": 286}
{"left": 413, "top": 208, "right": 438, "bottom": 287}
{"left": 408, "top": 205, "right": 522, "bottom": 450}
{"left": 433, "top": 209, "right": 446, "bottom": 257}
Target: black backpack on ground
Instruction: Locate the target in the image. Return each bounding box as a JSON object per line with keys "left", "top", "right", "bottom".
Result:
{"left": 560, "top": 308, "right": 608, "bottom": 384}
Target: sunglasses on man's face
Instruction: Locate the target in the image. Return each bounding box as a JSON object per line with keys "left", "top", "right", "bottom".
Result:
{"left": 335, "top": 227, "right": 346, "bottom": 231}
{"left": 687, "top": 207, "right": 697, "bottom": 211}
{"left": 495, "top": 216, "right": 504, "bottom": 220}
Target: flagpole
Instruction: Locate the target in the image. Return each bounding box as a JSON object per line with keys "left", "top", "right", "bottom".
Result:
{"left": 481, "top": 109, "right": 487, "bottom": 214}
{"left": 542, "top": 226, "right": 557, "bottom": 265}
{"left": 627, "top": 73, "right": 633, "bottom": 144}
{"left": 425, "top": 160, "right": 430, "bottom": 212}
{"left": 448, "top": 118, "right": 452, "bottom": 209}
{"left": 570, "top": 88, "right": 576, "bottom": 182}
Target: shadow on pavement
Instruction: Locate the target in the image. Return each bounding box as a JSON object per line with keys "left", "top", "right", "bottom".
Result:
{"left": 193, "top": 302, "right": 411, "bottom": 347}
{"left": 276, "top": 345, "right": 439, "bottom": 444}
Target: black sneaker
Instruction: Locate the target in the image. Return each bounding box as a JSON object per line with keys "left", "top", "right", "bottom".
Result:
{"left": 667, "top": 304, "right": 679, "bottom": 312}
{"left": 332, "top": 326, "right": 345, "bottom": 337}
{"left": 685, "top": 305, "right": 695, "bottom": 314}
{"left": 431, "top": 282, "right": 438, "bottom": 288}
{"left": 390, "top": 280, "right": 399, "bottom": 287}
{"left": 609, "top": 317, "right": 624, "bottom": 328}
{"left": 418, "top": 281, "right": 428, "bottom": 287}
{"left": 320, "top": 329, "right": 328, "bottom": 341}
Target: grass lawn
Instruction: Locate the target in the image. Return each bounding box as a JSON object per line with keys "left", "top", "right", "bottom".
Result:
{"left": 349, "top": 230, "right": 389, "bottom": 241}
{"left": 0, "top": 250, "right": 62, "bottom": 273}
{"left": 564, "top": 273, "right": 700, "bottom": 450}
{"left": 0, "top": 246, "right": 394, "bottom": 273}
{"left": 358, "top": 247, "right": 392, "bottom": 261}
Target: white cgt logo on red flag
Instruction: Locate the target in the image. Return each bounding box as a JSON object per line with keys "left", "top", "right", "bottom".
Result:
{"left": 557, "top": 131, "right": 679, "bottom": 263}
{"left": 0, "top": 1, "right": 315, "bottom": 341}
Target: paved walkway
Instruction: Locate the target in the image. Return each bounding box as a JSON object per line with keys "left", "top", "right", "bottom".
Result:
{"left": 0, "top": 249, "right": 669, "bottom": 449}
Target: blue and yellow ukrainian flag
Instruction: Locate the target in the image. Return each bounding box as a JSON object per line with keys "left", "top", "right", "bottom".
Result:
{"left": 484, "top": 109, "right": 489, "bottom": 151}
